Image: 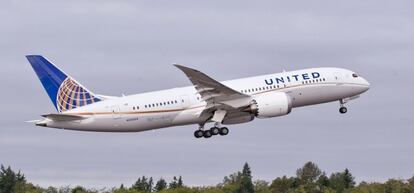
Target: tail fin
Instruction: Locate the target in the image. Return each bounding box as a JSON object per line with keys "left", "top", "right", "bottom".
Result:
{"left": 26, "top": 55, "right": 101, "bottom": 112}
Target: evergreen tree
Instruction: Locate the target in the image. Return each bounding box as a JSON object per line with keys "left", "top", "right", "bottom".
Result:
{"left": 147, "top": 177, "right": 153, "bottom": 192}
{"left": 343, "top": 169, "right": 355, "bottom": 189}
{"left": 0, "top": 165, "right": 26, "bottom": 193}
{"left": 177, "top": 176, "right": 184, "bottom": 188}
{"left": 317, "top": 172, "right": 330, "bottom": 188}
{"left": 237, "top": 162, "right": 254, "bottom": 193}
{"left": 169, "top": 176, "right": 179, "bottom": 189}
{"left": 154, "top": 178, "right": 167, "bottom": 192}
{"left": 132, "top": 176, "right": 152, "bottom": 192}
{"left": 329, "top": 169, "right": 355, "bottom": 193}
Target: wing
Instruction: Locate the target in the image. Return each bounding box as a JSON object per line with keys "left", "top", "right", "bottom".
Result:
{"left": 174, "top": 64, "right": 252, "bottom": 122}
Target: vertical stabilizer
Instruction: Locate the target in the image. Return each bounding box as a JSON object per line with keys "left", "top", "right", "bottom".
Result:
{"left": 26, "top": 55, "right": 101, "bottom": 112}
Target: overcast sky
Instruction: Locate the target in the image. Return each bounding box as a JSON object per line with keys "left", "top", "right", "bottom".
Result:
{"left": 1, "top": 0, "right": 414, "bottom": 189}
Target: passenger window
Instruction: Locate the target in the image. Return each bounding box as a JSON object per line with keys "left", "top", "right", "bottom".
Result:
{"left": 133, "top": 107, "right": 135, "bottom": 110}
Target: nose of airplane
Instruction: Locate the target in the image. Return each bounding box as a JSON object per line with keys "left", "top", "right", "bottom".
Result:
{"left": 360, "top": 77, "right": 370, "bottom": 92}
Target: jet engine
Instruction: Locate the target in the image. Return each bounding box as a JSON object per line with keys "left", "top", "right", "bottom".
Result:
{"left": 248, "top": 92, "right": 292, "bottom": 118}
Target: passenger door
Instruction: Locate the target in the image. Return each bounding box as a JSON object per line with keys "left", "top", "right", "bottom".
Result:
{"left": 111, "top": 105, "right": 121, "bottom": 119}
{"left": 180, "top": 95, "right": 190, "bottom": 108}
{"left": 334, "top": 72, "right": 342, "bottom": 82}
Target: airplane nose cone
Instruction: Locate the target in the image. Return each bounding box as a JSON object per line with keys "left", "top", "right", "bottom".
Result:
{"left": 360, "top": 77, "right": 370, "bottom": 92}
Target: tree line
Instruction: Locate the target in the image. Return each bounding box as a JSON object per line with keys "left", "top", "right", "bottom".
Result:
{"left": 1, "top": 162, "right": 414, "bottom": 193}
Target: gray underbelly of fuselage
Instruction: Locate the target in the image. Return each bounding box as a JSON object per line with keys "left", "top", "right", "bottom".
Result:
{"left": 288, "top": 84, "right": 357, "bottom": 108}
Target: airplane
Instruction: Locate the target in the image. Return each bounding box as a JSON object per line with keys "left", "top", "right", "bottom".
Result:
{"left": 26, "top": 55, "right": 370, "bottom": 138}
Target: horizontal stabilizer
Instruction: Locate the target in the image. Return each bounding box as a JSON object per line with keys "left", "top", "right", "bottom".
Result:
{"left": 42, "top": 114, "right": 85, "bottom": 121}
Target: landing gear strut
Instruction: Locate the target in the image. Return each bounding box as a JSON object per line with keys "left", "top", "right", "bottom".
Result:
{"left": 339, "top": 99, "right": 348, "bottom": 114}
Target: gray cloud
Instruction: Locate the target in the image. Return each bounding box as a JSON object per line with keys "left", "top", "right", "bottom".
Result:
{"left": 1, "top": 0, "right": 414, "bottom": 188}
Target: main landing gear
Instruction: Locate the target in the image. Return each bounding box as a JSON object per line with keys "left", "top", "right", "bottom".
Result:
{"left": 194, "top": 123, "right": 229, "bottom": 139}
{"left": 339, "top": 99, "right": 348, "bottom": 114}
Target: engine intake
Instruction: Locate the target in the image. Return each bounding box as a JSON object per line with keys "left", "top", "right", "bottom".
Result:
{"left": 248, "top": 92, "right": 292, "bottom": 118}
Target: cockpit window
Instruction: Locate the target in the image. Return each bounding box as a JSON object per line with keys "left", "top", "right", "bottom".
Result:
{"left": 352, "top": 73, "right": 358, "bottom": 78}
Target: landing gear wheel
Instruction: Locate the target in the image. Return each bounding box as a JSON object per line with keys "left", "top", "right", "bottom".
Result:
{"left": 219, "top": 127, "right": 229, "bottom": 136}
{"left": 339, "top": 107, "right": 348, "bottom": 114}
{"left": 194, "top": 130, "right": 204, "bottom": 138}
{"left": 203, "top": 130, "right": 212, "bottom": 138}
{"left": 210, "top": 127, "right": 220, "bottom": 135}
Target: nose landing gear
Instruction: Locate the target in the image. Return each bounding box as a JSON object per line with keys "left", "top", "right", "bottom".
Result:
{"left": 339, "top": 99, "right": 348, "bottom": 114}
{"left": 339, "top": 106, "right": 348, "bottom": 114}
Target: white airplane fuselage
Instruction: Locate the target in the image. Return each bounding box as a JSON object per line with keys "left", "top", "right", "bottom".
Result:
{"left": 37, "top": 67, "right": 370, "bottom": 132}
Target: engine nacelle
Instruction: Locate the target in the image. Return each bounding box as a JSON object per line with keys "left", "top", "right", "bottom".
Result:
{"left": 249, "top": 92, "right": 292, "bottom": 118}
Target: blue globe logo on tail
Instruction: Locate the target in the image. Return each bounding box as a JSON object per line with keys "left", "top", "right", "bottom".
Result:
{"left": 57, "top": 77, "right": 101, "bottom": 112}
